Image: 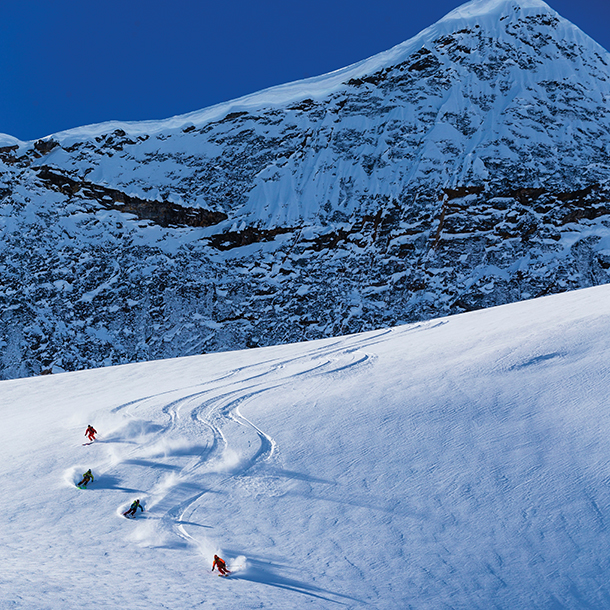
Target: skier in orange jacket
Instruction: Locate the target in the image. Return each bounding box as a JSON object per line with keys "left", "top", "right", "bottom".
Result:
{"left": 212, "top": 555, "right": 230, "bottom": 575}
{"left": 85, "top": 425, "right": 97, "bottom": 442}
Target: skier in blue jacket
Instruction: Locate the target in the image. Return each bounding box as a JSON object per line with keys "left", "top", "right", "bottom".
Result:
{"left": 123, "top": 499, "right": 144, "bottom": 518}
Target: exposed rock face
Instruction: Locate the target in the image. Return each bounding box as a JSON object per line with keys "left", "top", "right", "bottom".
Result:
{"left": 2, "top": 0, "right": 610, "bottom": 379}
{"left": 35, "top": 167, "right": 228, "bottom": 228}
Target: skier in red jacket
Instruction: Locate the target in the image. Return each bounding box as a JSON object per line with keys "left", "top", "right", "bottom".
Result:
{"left": 85, "top": 425, "right": 97, "bottom": 442}
{"left": 212, "top": 555, "right": 230, "bottom": 575}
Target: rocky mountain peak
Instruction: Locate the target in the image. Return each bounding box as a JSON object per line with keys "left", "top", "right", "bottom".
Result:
{"left": 2, "top": 0, "right": 610, "bottom": 379}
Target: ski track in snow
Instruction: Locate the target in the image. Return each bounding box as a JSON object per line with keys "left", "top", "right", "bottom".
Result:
{"left": 65, "top": 331, "right": 382, "bottom": 603}
{"left": 5, "top": 287, "right": 610, "bottom": 608}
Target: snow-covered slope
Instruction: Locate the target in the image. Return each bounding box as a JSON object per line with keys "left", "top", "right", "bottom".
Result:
{"left": 2, "top": 284, "right": 610, "bottom": 609}
{"left": 3, "top": 0, "right": 610, "bottom": 379}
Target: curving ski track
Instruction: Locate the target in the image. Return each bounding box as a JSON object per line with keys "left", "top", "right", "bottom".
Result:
{"left": 74, "top": 333, "right": 382, "bottom": 558}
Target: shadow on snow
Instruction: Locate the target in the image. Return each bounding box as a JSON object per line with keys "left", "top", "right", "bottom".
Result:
{"left": 86, "top": 474, "right": 144, "bottom": 494}
{"left": 222, "top": 555, "right": 365, "bottom": 606}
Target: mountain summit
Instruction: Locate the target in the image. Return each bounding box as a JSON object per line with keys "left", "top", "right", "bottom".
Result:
{"left": 2, "top": 0, "right": 610, "bottom": 378}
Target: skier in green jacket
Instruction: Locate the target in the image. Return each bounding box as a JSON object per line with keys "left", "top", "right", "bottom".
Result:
{"left": 77, "top": 469, "right": 94, "bottom": 488}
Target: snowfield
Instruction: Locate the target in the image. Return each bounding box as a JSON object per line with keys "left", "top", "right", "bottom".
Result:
{"left": 2, "top": 284, "right": 610, "bottom": 608}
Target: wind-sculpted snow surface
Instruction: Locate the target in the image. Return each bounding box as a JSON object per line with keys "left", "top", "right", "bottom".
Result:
{"left": 2, "top": 285, "right": 610, "bottom": 608}
{"left": 4, "top": 0, "right": 610, "bottom": 378}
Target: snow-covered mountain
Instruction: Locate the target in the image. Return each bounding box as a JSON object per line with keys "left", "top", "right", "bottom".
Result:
{"left": 3, "top": 0, "right": 610, "bottom": 378}
{"left": 2, "top": 284, "right": 610, "bottom": 608}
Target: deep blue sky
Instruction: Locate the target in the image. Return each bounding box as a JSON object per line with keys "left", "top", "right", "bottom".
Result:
{"left": 1, "top": 0, "right": 608, "bottom": 141}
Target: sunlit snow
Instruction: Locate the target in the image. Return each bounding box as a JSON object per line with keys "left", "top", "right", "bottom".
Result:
{"left": 2, "top": 284, "right": 610, "bottom": 608}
